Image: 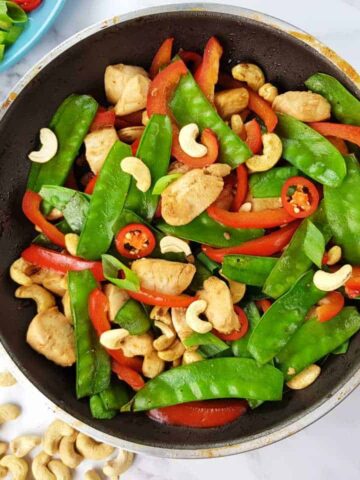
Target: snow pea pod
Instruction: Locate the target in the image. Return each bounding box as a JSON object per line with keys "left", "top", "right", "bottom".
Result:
{"left": 77, "top": 141, "right": 132, "bottom": 260}
{"left": 189, "top": 259, "right": 213, "bottom": 293}
{"left": 122, "top": 358, "right": 284, "bottom": 411}
{"left": 170, "top": 72, "right": 252, "bottom": 168}
{"left": 305, "top": 73, "right": 360, "bottom": 126}
{"left": 100, "top": 382, "right": 130, "bottom": 410}
{"left": 277, "top": 307, "right": 360, "bottom": 379}
{"left": 28, "top": 95, "right": 98, "bottom": 193}
{"left": 89, "top": 395, "right": 116, "bottom": 420}
{"left": 249, "top": 166, "right": 299, "bottom": 198}
{"left": 68, "top": 270, "right": 111, "bottom": 398}
{"left": 157, "top": 212, "right": 263, "bottom": 247}
{"left": 222, "top": 255, "right": 277, "bottom": 287}
{"left": 249, "top": 271, "right": 326, "bottom": 365}
{"left": 276, "top": 113, "right": 346, "bottom": 187}
{"left": 232, "top": 302, "right": 261, "bottom": 359}
{"left": 125, "top": 114, "right": 172, "bottom": 221}
{"left": 324, "top": 155, "right": 360, "bottom": 263}
{"left": 263, "top": 206, "right": 331, "bottom": 298}
{"left": 114, "top": 299, "right": 151, "bottom": 335}
{"left": 183, "top": 332, "right": 229, "bottom": 358}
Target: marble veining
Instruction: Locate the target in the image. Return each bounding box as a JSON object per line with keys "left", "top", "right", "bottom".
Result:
{"left": 1, "top": 0, "right": 360, "bottom": 478}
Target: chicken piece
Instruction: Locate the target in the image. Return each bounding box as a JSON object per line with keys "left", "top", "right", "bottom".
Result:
{"left": 26, "top": 307, "right": 76, "bottom": 367}
{"left": 250, "top": 196, "right": 282, "bottom": 212}
{"left": 198, "top": 277, "right": 239, "bottom": 334}
{"left": 30, "top": 268, "right": 67, "bottom": 296}
{"left": 171, "top": 307, "right": 195, "bottom": 348}
{"left": 103, "top": 283, "right": 129, "bottom": 321}
{"left": 131, "top": 259, "right": 196, "bottom": 295}
{"left": 105, "top": 64, "right": 150, "bottom": 105}
{"left": 168, "top": 161, "right": 191, "bottom": 174}
{"left": 161, "top": 168, "right": 225, "bottom": 226}
{"left": 84, "top": 127, "right": 118, "bottom": 174}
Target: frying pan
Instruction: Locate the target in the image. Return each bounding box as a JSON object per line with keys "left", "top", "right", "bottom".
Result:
{"left": 1, "top": 4, "right": 360, "bottom": 459}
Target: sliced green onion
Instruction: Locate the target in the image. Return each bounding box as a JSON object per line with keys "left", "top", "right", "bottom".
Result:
{"left": 102, "top": 254, "right": 140, "bottom": 292}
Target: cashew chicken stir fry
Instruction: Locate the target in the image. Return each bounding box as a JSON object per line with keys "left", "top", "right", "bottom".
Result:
{"left": 12, "top": 35, "right": 360, "bottom": 429}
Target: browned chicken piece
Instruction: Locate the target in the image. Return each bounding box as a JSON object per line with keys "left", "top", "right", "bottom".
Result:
{"left": 84, "top": 127, "right": 118, "bottom": 174}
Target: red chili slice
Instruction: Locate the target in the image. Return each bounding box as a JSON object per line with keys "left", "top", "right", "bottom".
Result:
{"left": 281, "top": 176, "right": 320, "bottom": 219}
{"left": 115, "top": 223, "right": 156, "bottom": 259}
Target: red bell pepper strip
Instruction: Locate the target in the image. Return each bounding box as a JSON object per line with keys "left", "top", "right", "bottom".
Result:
{"left": 22, "top": 190, "right": 66, "bottom": 247}
{"left": 85, "top": 175, "right": 97, "bottom": 194}
{"left": 315, "top": 291, "right": 344, "bottom": 323}
{"left": 148, "top": 399, "right": 248, "bottom": 428}
{"left": 213, "top": 306, "right": 249, "bottom": 341}
{"left": 149, "top": 37, "right": 174, "bottom": 79}
{"left": 131, "top": 138, "right": 141, "bottom": 156}
{"left": 345, "top": 266, "right": 360, "bottom": 299}
{"left": 178, "top": 50, "right": 202, "bottom": 71}
{"left": 172, "top": 127, "right": 219, "bottom": 168}
{"left": 245, "top": 119, "right": 262, "bottom": 154}
{"left": 90, "top": 107, "right": 116, "bottom": 132}
{"left": 194, "top": 36, "right": 223, "bottom": 103}
{"left": 201, "top": 221, "right": 300, "bottom": 263}
{"left": 281, "top": 176, "right": 320, "bottom": 219}
{"left": 231, "top": 164, "right": 248, "bottom": 211}
{"left": 247, "top": 89, "right": 278, "bottom": 133}
{"left": 21, "top": 245, "right": 105, "bottom": 281}
{"left": 112, "top": 361, "right": 145, "bottom": 391}
{"left": 256, "top": 299, "right": 272, "bottom": 314}
{"left": 147, "top": 59, "right": 188, "bottom": 116}
{"left": 207, "top": 203, "right": 296, "bottom": 229}
{"left": 309, "top": 122, "right": 360, "bottom": 148}
{"left": 127, "top": 287, "right": 196, "bottom": 308}
{"left": 14, "top": 0, "right": 42, "bottom": 11}
{"left": 326, "top": 136, "right": 349, "bottom": 155}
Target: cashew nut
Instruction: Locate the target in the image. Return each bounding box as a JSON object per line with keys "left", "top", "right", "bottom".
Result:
{"left": 0, "top": 404, "right": 20, "bottom": 425}
{"left": 157, "top": 340, "right": 185, "bottom": 362}
{"left": 43, "top": 420, "right": 74, "bottom": 456}
{"left": 99, "top": 329, "right": 130, "bottom": 350}
{"left": 10, "top": 435, "right": 41, "bottom": 458}
{"left": 121, "top": 333, "right": 154, "bottom": 357}
{"left": 15, "top": 285, "right": 55, "bottom": 314}
{"left": 232, "top": 63, "right": 265, "bottom": 91}
{"left": 325, "top": 245, "right": 342, "bottom": 266}
{"left": 10, "top": 258, "right": 35, "bottom": 286}
{"left": 245, "top": 133, "right": 282, "bottom": 172}
{"left": 59, "top": 433, "right": 83, "bottom": 468}
{"left": 230, "top": 114, "right": 244, "bottom": 137}
{"left": 46, "top": 208, "right": 63, "bottom": 221}
{"left": 103, "top": 449, "right": 134, "bottom": 478}
{"left": 142, "top": 110, "right": 149, "bottom": 126}
{"left": 313, "top": 265, "right": 352, "bottom": 292}
{"left": 171, "top": 307, "right": 194, "bottom": 345}
{"left": 159, "top": 236, "right": 192, "bottom": 257}
{"left": 104, "top": 284, "right": 129, "bottom": 321}
{"left": 64, "top": 234, "right": 79, "bottom": 257}
{"left": 272, "top": 91, "right": 331, "bottom": 122}
{"left": 75, "top": 433, "right": 114, "bottom": 460}
{"left": 204, "top": 164, "right": 231, "bottom": 178}
{"left": 182, "top": 350, "right": 203, "bottom": 365}
{"left": 84, "top": 470, "right": 101, "bottom": 480}
{"left": 150, "top": 306, "right": 171, "bottom": 325}
{"left": 61, "top": 291, "right": 72, "bottom": 323}
{"left": 28, "top": 128, "right": 58, "bottom": 163}
{"left": 48, "top": 460, "right": 71, "bottom": 480}
{"left": 0, "top": 371, "right": 16, "bottom": 387}
{"left": 153, "top": 321, "right": 176, "bottom": 351}
{"left": 30, "top": 269, "right": 67, "bottom": 297}
{"left": 121, "top": 156, "right": 151, "bottom": 192}
{"left": 214, "top": 88, "right": 249, "bottom": 118}
{"left": 118, "top": 126, "right": 145, "bottom": 143}
{"left": 0, "top": 455, "right": 28, "bottom": 480}
{"left": 239, "top": 202, "right": 252, "bottom": 212}
{"left": 0, "top": 466, "right": 7, "bottom": 479}
{"left": 185, "top": 300, "right": 213, "bottom": 334}
{"left": 0, "top": 442, "right": 7, "bottom": 457}
{"left": 258, "top": 82, "right": 278, "bottom": 103}
{"left": 287, "top": 364, "right": 321, "bottom": 390}
{"left": 178, "top": 124, "right": 208, "bottom": 158}
{"left": 143, "top": 350, "right": 166, "bottom": 378}
{"left": 32, "top": 452, "right": 55, "bottom": 480}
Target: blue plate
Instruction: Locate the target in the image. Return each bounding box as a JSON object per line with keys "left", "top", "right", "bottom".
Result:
{"left": 0, "top": 0, "right": 67, "bottom": 73}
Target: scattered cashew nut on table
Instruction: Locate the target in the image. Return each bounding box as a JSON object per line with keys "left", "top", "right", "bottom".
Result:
{"left": 59, "top": 433, "right": 83, "bottom": 469}
{"left": 75, "top": 433, "right": 114, "bottom": 460}
{"left": 43, "top": 420, "right": 75, "bottom": 456}
{"left": 0, "top": 404, "right": 21, "bottom": 425}
{"left": 0, "top": 371, "right": 16, "bottom": 387}
{"left": 0, "top": 455, "right": 28, "bottom": 480}
{"left": 103, "top": 449, "right": 135, "bottom": 478}
{"left": 10, "top": 435, "right": 41, "bottom": 458}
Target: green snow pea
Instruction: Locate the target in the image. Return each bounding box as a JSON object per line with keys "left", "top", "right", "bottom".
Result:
{"left": 125, "top": 114, "right": 172, "bottom": 221}
{"left": 183, "top": 332, "right": 229, "bottom": 358}
{"left": 77, "top": 141, "right": 132, "bottom": 260}
{"left": 114, "top": 299, "right": 151, "bottom": 335}
{"left": 249, "top": 166, "right": 299, "bottom": 198}
{"left": 0, "top": 24, "right": 22, "bottom": 45}
{"left": 28, "top": 95, "right": 98, "bottom": 194}
{"left": 277, "top": 307, "right": 360, "bottom": 379}
{"left": 100, "top": 382, "right": 130, "bottom": 410}
{"left": 68, "top": 270, "right": 111, "bottom": 398}
{"left": 305, "top": 73, "right": 360, "bottom": 126}
{"left": 189, "top": 259, "right": 212, "bottom": 292}
{"left": 170, "top": 72, "right": 252, "bottom": 168}
{"left": 89, "top": 395, "right": 116, "bottom": 420}
{"left": 302, "top": 220, "right": 325, "bottom": 268}
{"left": 332, "top": 341, "right": 349, "bottom": 355}
{"left": 276, "top": 113, "right": 346, "bottom": 187}
{"left": 0, "top": 45, "right": 4, "bottom": 61}
{"left": 122, "top": 358, "right": 284, "bottom": 411}
{"left": 232, "top": 302, "right": 262, "bottom": 359}
{"left": 263, "top": 206, "right": 331, "bottom": 298}
{"left": 222, "top": 255, "right": 277, "bottom": 287}
{"left": 157, "top": 212, "right": 263, "bottom": 247}
{"left": 324, "top": 155, "right": 360, "bottom": 263}
{"left": 248, "top": 271, "right": 326, "bottom": 365}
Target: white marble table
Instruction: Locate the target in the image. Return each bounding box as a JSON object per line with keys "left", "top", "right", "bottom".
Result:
{"left": 1, "top": 0, "right": 360, "bottom": 478}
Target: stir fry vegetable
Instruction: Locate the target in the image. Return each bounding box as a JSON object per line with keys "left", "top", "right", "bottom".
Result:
{"left": 11, "top": 36, "right": 360, "bottom": 429}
